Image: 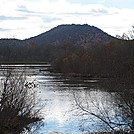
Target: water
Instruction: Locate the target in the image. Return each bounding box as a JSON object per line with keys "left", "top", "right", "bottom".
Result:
{"left": 0, "top": 64, "right": 132, "bottom": 133}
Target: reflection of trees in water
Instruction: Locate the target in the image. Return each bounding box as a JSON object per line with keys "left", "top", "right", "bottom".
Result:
{"left": 0, "top": 69, "right": 43, "bottom": 134}
{"left": 73, "top": 85, "right": 134, "bottom": 133}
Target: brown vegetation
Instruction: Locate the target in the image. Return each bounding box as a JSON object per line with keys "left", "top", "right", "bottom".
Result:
{"left": 52, "top": 39, "right": 134, "bottom": 79}
{"left": 0, "top": 69, "right": 43, "bottom": 134}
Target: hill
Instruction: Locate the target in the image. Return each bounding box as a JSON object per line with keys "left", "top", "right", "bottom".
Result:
{"left": 0, "top": 24, "right": 117, "bottom": 62}
{"left": 26, "top": 24, "right": 115, "bottom": 46}
{"left": 0, "top": 39, "right": 28, "bottom": 46}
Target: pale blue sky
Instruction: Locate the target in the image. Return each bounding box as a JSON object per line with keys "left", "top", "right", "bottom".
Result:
{"left": 0, "top": 0, "right": 134, "bottom": 39}
{"left": 50, "top": 0, "right": 134, "bottom": 8}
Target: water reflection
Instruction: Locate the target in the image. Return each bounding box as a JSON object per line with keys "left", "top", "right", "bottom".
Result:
{"left": 0, "top": 64, "right": 133, "bottom": 133}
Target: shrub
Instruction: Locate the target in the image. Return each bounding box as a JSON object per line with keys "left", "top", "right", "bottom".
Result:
{"left": 0, "top": 69, "right": 43, "bottom": 134}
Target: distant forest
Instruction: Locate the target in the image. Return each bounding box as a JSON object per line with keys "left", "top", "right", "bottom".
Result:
{"left": 52, "top": 39, "right": 134, "bottom": 79}
{"left": 0, "top": 39, "right": 134, "bottom": 79}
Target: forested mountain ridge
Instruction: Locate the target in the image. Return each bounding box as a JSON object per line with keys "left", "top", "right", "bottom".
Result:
{"left": 0, "top": 24, "right": 115, "bottom": 47}
{"left": 26, "top": 24, "right": 115, "bottom": 46}
{"left": 0, "top": 39, "right": 27, "bottom": 46}
{"left": 0, "top": 24, "right": 117, "bottom": 62}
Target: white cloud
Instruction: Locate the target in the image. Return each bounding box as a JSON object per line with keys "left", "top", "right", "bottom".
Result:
{"left": 0, "top": 0, "right": 134, "bottom": 39}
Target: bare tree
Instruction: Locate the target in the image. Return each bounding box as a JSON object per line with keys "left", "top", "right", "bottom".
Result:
{"left": 73, "top": 89, "right": 134, "bottom": 133}
{"left": 116, "top": 90, "right": 134, "bottom": 130}
{"left": 0, "top": 69, "right": 43, "bottom": 134}
{"left": 128, "top": 25, "right": 134, "bottom": 39}
{"left": 116, "top": 25, "right": 134, "bottom": 40}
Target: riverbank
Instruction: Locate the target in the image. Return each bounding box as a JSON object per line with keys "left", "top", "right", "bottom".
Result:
{"left": 0, "top": 62, "right": 48, "bottom": 65}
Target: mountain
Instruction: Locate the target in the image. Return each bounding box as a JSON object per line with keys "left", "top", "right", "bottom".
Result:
{"left": 0, "top": 24, "right": 117, "bottom": 62}
{"left": 0, "top": 24, "right": 116, "bottom": 47}
{"left": 26, "top": 24, "right": 115, "bottom": 46}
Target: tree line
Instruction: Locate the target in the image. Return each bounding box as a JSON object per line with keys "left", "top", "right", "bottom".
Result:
{"left": 52, "top": 39, "right": 134, "bottom": 79}
{"left": 0, "top": 34, "right": 134, "bottom": 79}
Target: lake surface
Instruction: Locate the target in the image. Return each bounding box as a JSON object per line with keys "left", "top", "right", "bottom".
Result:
{"left": 0, "top": 64, "right": 132, "bottom": 134}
